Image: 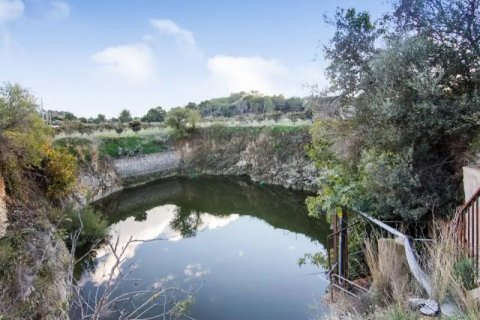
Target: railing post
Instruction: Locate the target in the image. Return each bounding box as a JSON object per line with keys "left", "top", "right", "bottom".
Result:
{"left": 333, "top": 213, "right": 338, "bottom": 280}
{"left": 338, "top": 209, "right": 348, "bottom": 287}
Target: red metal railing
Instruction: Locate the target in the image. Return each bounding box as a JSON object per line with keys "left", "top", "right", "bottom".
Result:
{"left": 453, "top": 186, "right": 480, "bottom": 272}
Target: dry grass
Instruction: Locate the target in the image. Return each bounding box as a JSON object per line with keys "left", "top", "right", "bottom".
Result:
{"left": 427, "top": 223, "right": 480, "bottom": 316}
{"left": 326, "top": 224, "right": 480, "bottom": 320}
{"left": 364, "top": 237, "right": 414, "bottom": 305}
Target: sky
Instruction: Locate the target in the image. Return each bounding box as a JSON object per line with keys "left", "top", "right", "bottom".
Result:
{"left": 0, "top": 0, "right": 390, "bottom": 117}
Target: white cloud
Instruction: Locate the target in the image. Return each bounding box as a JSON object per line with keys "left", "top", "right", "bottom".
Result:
{"left": 88, "top": 205, "right": 237, "bottom": 285}
{"left": 207, "top": 55, "right": 288, "bottom": 94}
{"left": 91, "top": 43, "right": 155, "bottom": 82}
{"left": 184, "top": 263, "right": 210, "bottom": 281}
{"left": 48, "top": 1, "right": 70, "bottom": 20}
{"left": 150, "top": 18, "right": 196, "bottom": 48}
{"left": 90, "top": 19, "right": 199, "bottom": 83}
{"left": 0, "top": 29, "right": 11, "bottom": 53}
{"left": 0, "top": 0, "right": 24, "bottom": 23}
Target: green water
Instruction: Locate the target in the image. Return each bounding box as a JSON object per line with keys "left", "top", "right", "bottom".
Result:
{"left": 82, "top": 176, "right": 330, "bottom": 319}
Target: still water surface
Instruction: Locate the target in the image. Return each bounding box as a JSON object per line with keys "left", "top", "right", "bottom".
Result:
{"left": 83, "top": 176, "right": 330, "bottom": 319}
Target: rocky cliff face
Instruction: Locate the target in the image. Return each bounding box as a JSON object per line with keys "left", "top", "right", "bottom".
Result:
{"left": 179, "top": 127, "right": 317, "bottom": 190}
{"left": 75, "top": 160, "right": 122, "bottom": 204}
{"left": 0, "top": 178, "right": 7, "bottom": 238}
{"left": 104, "top": 127, "right": 317, "bottom": 194}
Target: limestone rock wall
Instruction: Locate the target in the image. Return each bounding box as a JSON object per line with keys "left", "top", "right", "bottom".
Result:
{"left": 105, "top": 128, "right": 317, "bottom": 192}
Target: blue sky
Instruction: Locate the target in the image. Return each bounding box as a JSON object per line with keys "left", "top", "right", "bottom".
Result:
{"left": 0, "top": 0, "right": 389, "bottom": 117}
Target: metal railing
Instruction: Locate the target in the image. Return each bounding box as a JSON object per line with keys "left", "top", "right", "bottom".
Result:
{"left": 453, "top": 186, "right": 480, "bottom": 272}
{"left": 325, "top": 211, "right": 369, "bottom": 298}
{"left": 325, "top": 209, "right": 434, "bottom": 298}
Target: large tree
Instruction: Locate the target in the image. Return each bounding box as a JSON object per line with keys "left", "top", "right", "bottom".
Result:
{"left": 118, "top": 109, "right": 132, "bottom": 123}
{"left": 141, "top": 106, "right": 166, "bottom": 122}
{"left": 166, "top": 107, "right": 200, "bottom": 136}
{"left": 308, "top": 3, "right": 480, "bottom": 222}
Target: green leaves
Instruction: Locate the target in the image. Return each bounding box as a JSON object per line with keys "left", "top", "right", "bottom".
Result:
{"left": 309, "top": 2, "right": 480, "bottom": 223}
{"left": 165, "top": 107, "right": 201, "bottom": 138}
{"left": 324, "top": 8, "right": 378, "bottom": 100}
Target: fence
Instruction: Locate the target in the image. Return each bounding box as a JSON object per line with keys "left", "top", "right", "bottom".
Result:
{"left": 326, "top": 209, "right": 433, "bottom": 298}
{"left": 452, "top": 185, "right": 480, "bottom": 272}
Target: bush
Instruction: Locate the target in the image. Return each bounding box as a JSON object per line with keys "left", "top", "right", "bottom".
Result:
{"left": 453, "top": 257, "right": 477, "bottom": 291}
{"left": 166, "top": 107, "right": 200, "bottom": 137}
{"left": 129, "top": 120, "right": 142, "bottom": 133}
{"left": 61, "top": 205, "right": 108, "bottom": 247}
{"left": 53, "top": 138, "right": 95, "bottom": 166}
{"left": 42, "top": 146, "right": 77, "bottom": 199}
{"left": 0, "top": 83, "right": 52, "bottom": 197}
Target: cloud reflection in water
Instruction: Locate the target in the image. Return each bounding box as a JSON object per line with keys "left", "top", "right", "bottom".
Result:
{"left": 89, "top": 204, "right": 239, "bottom": 285}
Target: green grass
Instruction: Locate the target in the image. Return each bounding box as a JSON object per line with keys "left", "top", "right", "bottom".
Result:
{"left": 270, "top": 124, "right": 310, "bottom": 133}
{"left": 0, "top": 239, "right": 16, "bottom": 279}
{"left": 53, "top": 137, "right": 95, "bottom": 165}
{"left": 53, "top": 137, "right": 92, "bottom": 153}
{"left": 99, "top": 135, "right": 168, "bottom": 158}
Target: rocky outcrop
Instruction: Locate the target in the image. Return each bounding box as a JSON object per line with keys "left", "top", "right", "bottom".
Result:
{"left": 16, "top": 227, "right": 70, "bottom": 319}
{"left": 179, "top": 128, "right": 317, "bottom": 190}
{"left": 105, "top": 127, "right": 317, "bottom": 192}
{"left": 74, "top": 160, "right": 122, "bottom": 204}
{"left": 113, "top": 151, "right": 180, "bottom": 182}
{"left": 0, "top": 177, "right": 7, "bottom": 238}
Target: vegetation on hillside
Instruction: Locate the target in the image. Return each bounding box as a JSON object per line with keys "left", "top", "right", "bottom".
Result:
{"left": 306, "top": 0, "right": 480, "bottom": 318}
{"left": 0, "top": 83, "right": 85, "bottom": 317}
{"left": 0, "top": 83, "right": 77, "bottom": 200}
{"left": 166, "top": 107, "right": 201, "bottom": 137}
{"left": 308, "top": 1, "right": 480, "bottom": 223}
{"left": 192, "top": 91, "right": 307, "bottom": 117}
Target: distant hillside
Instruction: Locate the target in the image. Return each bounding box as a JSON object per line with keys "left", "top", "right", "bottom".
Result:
{"left": 195, "top": 91, "right": 306, "bottom": 117}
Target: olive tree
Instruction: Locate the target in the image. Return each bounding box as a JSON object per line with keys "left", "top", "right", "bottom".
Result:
{"left": 308, "top": 3, "right": 480, "bottom": 223}
{"left": 118, "top": 109, "right": 132, "bottom": 123}
{"left": 141, "top": 106, "right": 166, "bottom": 122}
{"left": 166, "top": 107, "right": 201, "bottom": 137}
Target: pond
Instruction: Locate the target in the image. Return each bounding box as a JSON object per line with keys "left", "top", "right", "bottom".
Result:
{"left": 79, "top": 176, "right": 330, "bottom": 319}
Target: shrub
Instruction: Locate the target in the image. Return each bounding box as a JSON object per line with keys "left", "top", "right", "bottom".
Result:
{"left": 42, "top": 146, "right": 77, "bottom": 199}
{"left": 53, "top": 138, "right": 95, "bottom": 166}
{"left": 60, "top": 205, "right": 108, "bottom": 247}
{"left": 453, "top": 257, "right": 477, "bottom": 291}
{"left": 0, "top": 83, "right": 52, "bottom": 197}
{"left": 166, "top": 107, "right": 200, "bottom": 138}
{"left": 129, "top": 120, "right": 142, "bottom": 133}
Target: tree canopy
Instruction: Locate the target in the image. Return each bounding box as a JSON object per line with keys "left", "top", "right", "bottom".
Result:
{"left": 166, "top": 107, "right": 200, "bottom": 137}
{"left": 141, "top": 106, "right": 166, "bottom": 122}
{"left": 118, "top": 109, "right": 132, "bottom": 123}
{"left": 308, "top": 1, "right": 480, "bottom": 222}
{"left": 195, "top": 92, "right": 305, "bottom": 117}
